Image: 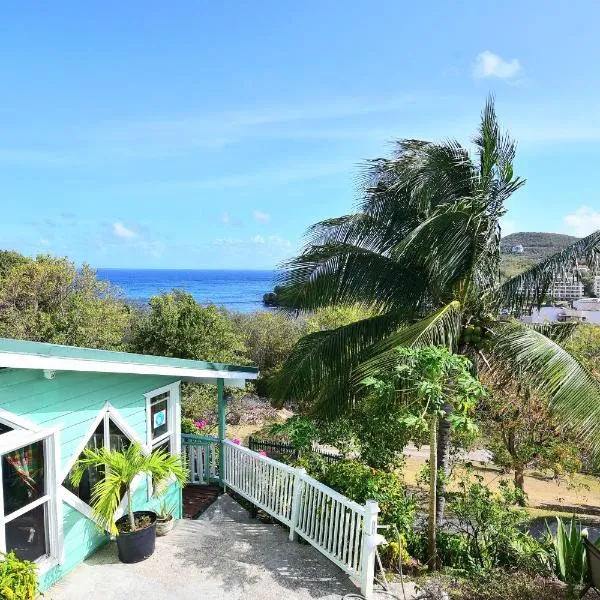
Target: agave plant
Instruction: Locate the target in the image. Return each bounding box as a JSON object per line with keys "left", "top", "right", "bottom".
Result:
{"left": 546, "top": 517, "right": 590, "bottom": 585}
{"left": 71, "top": 442, "right": 187, "bottom": 535}
{"left": 272, "top": 98, "right": 600, "bottom": 523}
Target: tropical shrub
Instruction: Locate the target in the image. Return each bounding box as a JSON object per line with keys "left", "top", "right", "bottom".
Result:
{"left": 268, "top": 416, "right": 317, "bottom": 454}
{"left": 448, "top": 569, "right": 571, "bottom": 600}
{"left": 0, "top": 552, "right": 38, "bottom": 600}
{"left": 545, "top": 516, "right": 591, "bottom": 585}
{"left": 321, "top": 460, "right": 416, "bottom": 535}
{"left": 445, "top": 476, "right": 544, "bottom": 572}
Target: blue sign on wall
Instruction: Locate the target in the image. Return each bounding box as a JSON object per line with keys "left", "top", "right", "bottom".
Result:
{"left": 153, "top": 409, "right": 167, "bottom": 430}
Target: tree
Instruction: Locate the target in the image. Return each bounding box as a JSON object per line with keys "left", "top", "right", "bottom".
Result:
{"left": 361, "top": 346, "right": 483, "bottom": 570}
{"left": 481, "top": 375, "right": 581, "bottom": 495}
{"left": 0, "top": 254, "right": 130, "bottom": 349}
{"left": 272, "top": 98, "right": 600, "bottom": 524}
{"left": 130, "top": 290, "right": 246, "bottom": 364}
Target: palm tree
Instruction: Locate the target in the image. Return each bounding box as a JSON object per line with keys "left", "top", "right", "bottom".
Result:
{"left": 71, "top": 442, "right": 187, "bottom": 535}
{"left": 272, "top": 98, "right": 600, "bottom": 523}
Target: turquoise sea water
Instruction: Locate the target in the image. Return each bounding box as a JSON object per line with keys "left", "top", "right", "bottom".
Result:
{"left": 96, "top": 269, "right": 276, "bottom": 313}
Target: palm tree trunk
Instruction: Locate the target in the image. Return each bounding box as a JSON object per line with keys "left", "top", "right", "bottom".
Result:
{"left": 436, "top": 402, "right": 452, "bottom": 525}
{"left": 127, "top": 486, "right": 135, "bottom": 531}
{"left": 428, "top": 414, "right": 438, "bottom": 571}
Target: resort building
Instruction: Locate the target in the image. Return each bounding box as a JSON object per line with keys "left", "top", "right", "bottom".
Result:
{"left": 549, "top": 277, "right": 584, "bottom": 301}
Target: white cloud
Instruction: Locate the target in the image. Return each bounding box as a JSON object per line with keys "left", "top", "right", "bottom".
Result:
{"left": 112, "top": 222, "right": 137, "bottom": 239}
{"left": 252, "top": 235, "right": 265, "bottom": 244}
{"left": 253, "top": 210, "right": 271, "bottom": 224}
{"left": 473, "top": 51, "right": 521, "bottom": 79}
{"left": 563, "top": 206, "right": 600, "bottom": 237}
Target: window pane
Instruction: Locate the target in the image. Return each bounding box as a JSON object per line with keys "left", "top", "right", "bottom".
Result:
{"left": 0, "top": 421, "right": 13, "bottom": 435}
{"left": 5, "top": 503, "right": 48, "bottom": 562}
{"left": 109, "top": 419, "right": 131, "bottom": 451}
{"left": 150, "top": 393, "right": 169, "bottom": 440}
{"left": 2, "top": 440, "right": 45, "bottom": 516}
{"left": 63, "top": 420, "right": 105, "bottom": 505}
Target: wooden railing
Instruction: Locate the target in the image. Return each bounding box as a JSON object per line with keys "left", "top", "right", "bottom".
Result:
{"left": 181, "top": 434, "right": 219, "bottom": 485}
{"left": 222, "top": 440, "right": 382, "bottom": 598}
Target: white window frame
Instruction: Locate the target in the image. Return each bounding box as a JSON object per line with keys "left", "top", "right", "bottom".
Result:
{"left": 144, "top": 382, "right": 181, "bottom": 499}
{"left": 145, "top": 382, "right": 181, "bottom": 455}
{"left": 61, "top": 402, "right": 148, "bottom": 530}
{"left": 0, "top": 422, "right": 63, "bottom": 574}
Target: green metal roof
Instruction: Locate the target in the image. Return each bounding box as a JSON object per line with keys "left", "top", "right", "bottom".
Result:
{"left": 0, "top": 337, "right": 258, "bottom": 381}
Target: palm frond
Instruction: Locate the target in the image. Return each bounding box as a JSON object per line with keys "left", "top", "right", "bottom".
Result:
{"left": 353, "top": 301, "right": 463, "bottom": 385}
{"left": 277, "top": 242, "right": 430, "bottom": 314}
{"left": 270, "top": 311, "right": 410, "bottom": 412}
{"left": 497, "top": 230, "right": 600, "bottom": 314}
{"left": 486, "top": 321, "right": 600, "bottom": 453}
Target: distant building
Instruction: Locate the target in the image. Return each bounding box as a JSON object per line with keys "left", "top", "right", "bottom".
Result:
{"left": 511, "top": 244, "right": 524, "bottom": 254}
{"left": 522, "top": 306, "right": 600, "bottom": 324}
{"left": 594, "top": 275, "right": 600, "bottom": 297}
{"left": 549, "top": 277, "right": 584, "bottom": 301}
{"left": 574, "top": 297, "right": 600, "bottom": 311}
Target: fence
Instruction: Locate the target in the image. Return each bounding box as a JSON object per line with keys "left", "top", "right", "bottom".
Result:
{"left": 182, "top": 434, "right": 220, "bottom": 484}
{"left": 222, "top": 439, "right": 382, "bottom": 598}
{"left": 248, "top": 437, "right": 343, "bottom": 465}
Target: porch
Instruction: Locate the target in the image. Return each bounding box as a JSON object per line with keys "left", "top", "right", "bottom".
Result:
{"left": 49, "top": 493, "right": 356, "bottom": 600}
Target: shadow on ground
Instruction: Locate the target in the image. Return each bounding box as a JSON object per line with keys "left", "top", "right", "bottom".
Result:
{"left": 48, "top": 494, "right": 357, "bottom": 600}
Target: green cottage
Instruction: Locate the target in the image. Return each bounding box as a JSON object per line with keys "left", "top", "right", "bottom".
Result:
{"left": 0, "top": 338, "right": 258, "bottom": 591}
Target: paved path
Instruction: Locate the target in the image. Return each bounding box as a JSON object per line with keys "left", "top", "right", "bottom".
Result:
{"left": 48, "top": 495, "right": 360, "bottom": 600}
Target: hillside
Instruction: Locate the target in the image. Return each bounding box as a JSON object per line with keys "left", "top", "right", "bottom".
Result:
{"left": 500, "top": 232, "right": 579, "bottom": 279}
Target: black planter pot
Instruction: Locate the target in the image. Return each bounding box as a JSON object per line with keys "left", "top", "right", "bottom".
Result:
{"left": 115, "top": 511, "right": 157, "bottom": 564}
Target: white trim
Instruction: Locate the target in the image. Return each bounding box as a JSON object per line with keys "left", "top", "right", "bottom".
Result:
{"left": 62, "top": 487, "right": 96, "bottom": 521}
{"left": 0, "top": 352, "right": 258, "bottom": 383}
{"left": 143, "top": 381, "right": 180, "bottom": 399}
{"left": 4, "top": 494, "right": 50, "bottom": 524}
{"left": 59, "top": 403, "right": 150, "bottom": 533}
{"left": 60, "top": 404, "right": 109, "bottom": 481}
{"left": 0, "top": 428, "right": 61, "bottom": 567}
{"left": 0, "top": 407, "right": 41, "bottom": 432}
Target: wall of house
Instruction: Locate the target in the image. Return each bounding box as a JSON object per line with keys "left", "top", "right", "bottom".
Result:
{"left": 0, "top": 368, "right": 182, "bottom": 591}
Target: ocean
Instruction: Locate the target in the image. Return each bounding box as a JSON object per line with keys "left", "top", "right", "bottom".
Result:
{"left": 96, "top": 269, "right": 277, "bottom": 313}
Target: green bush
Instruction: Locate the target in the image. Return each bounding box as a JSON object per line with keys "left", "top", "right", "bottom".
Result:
{"left": 0, "top": 552, "right": 38, "bottom": 600}
{"left": 321, "top": 460, "right": 416, "bottom": 535}
{"left": 408, "top": 477, "right": 550, "bottom": 574}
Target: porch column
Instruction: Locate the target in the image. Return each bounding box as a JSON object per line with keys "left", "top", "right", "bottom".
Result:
{"left": 217, "top": 378, "right": 226, "bottom": 487}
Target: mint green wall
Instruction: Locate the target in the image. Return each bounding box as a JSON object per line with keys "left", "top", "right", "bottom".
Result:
{"left": 0, "top": 368, "right": 182, "bottom": 591}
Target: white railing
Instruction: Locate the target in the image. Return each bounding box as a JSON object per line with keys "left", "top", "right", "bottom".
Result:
{"left": 182, "top": 434, "right": 219, "bottom": 485}
{"left": 222, "top": 440, "right": 381, "bottom": 599}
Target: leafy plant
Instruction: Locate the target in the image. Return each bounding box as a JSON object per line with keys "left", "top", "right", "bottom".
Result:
{"left": 70, "top": 442, "right": 187, "bottom": 535}
{"left": 361, "top": 346, "right": 484, "bottom": 569}
{"left": 0, "top": 551, "right": 38, "bottom": 600}
{"left": 321, "top": 460, "right": 416, "bottom": 536}
{"left": 442, "top": 476, "right": 545, "bottom": 573}
{"left": 545, "top": 516, "right": 590, "bottom": 585}
{"left": 268, "top": 416, "right": 317, "bottom": 454}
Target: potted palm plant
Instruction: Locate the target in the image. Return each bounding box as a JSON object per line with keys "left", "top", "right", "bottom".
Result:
{"left": 70, "top": 442, "right": 187, "bottom": 563}
{"left": 155, "top": 499, "right": 176, "bottom": 536}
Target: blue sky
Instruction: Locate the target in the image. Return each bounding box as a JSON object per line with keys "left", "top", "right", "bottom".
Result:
{"left": 1, "top": 2, "right": 599, "bottom": 269}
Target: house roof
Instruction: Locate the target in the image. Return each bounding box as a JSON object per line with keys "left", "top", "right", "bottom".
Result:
{"left": 0, "top": 338, "right": 258, "bottom": 386}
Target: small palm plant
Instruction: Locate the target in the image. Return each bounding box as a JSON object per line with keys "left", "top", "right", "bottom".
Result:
{"left": 71, "top": 442, "right": 187, "bottom": 535}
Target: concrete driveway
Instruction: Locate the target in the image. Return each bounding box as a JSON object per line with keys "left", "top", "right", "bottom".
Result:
{"left": 47, "top": 494, "right": 358, "bottom": 600}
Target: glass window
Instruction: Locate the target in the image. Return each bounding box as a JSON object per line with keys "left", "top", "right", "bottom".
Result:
{"left": 0, "top": 422, "right": 13, "bottom": 435}
{"left": 5, "top": 503, "right": 47, "bottom": 562}
{"left": 150, "top": 392, "right": 169, "bottom": 440}
{"left": 63, "top": 416, "right": 130, "bottom": 506}
{"left": 2, "top": 440, "right": 45, "bottom": 516}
